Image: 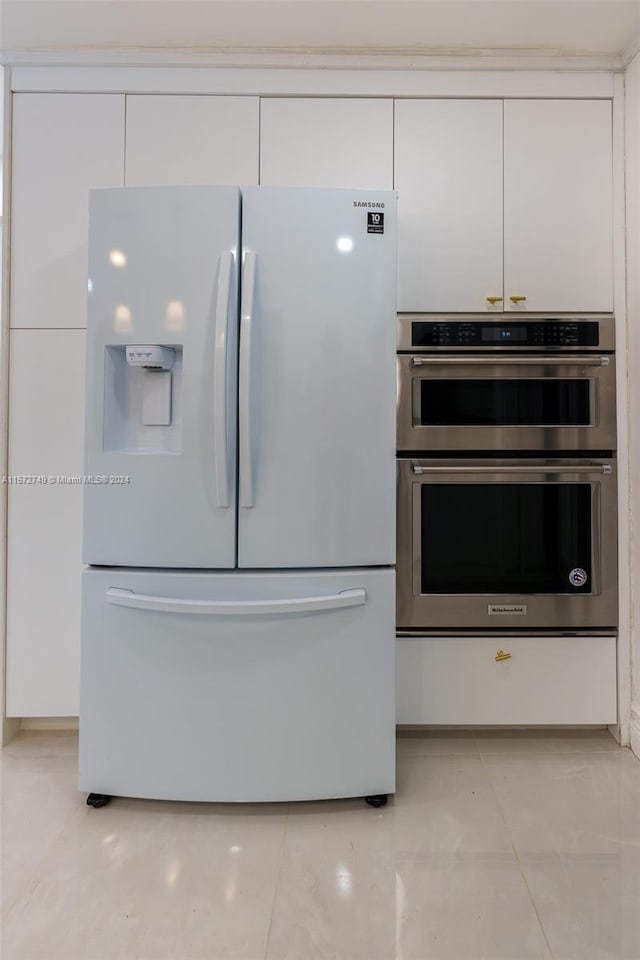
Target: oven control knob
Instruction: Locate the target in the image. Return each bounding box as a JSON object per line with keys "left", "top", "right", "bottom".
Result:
{"left": 569, "top": 567, "right": 588, "bottom": 587}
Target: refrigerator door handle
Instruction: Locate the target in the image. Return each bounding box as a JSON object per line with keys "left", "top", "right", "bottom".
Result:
{"left": 239, "top": 250, "right": 257, "bottom": 508}
{"left": 214, "top": 251, "right": 233, "bottom": 508}
{"left": 106, "top": 586, "right": 367, "bottom": 616}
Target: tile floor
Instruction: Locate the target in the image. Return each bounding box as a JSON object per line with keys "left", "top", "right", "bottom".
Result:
{"left": 2, "top": 729, "right": 640, "bottom": 960}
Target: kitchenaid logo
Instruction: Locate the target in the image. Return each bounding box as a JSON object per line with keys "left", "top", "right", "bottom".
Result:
{"left": 488, "top": 604, "right": 527, "bottom": 616}
{"left": 353, "top": 201, "right": 385, "bottom": 208}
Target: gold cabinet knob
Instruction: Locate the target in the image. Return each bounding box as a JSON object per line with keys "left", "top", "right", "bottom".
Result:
{"left": 509, "top": 295, "right": 527, "bottom": 303}
{"left": 486, "top": 296, "right": 503, "bottom": 304}
{"left": 495, "top": 649, "right": 512, "bottom": 662}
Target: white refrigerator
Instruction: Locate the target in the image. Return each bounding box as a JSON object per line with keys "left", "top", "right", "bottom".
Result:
{"left": 79, "top": 185, "right": 396, "bottom": 805}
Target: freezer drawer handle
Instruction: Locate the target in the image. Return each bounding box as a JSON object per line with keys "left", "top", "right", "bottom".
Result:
{"left": 106, "top": 586, "right": 367, "bottom": 616}
{"left": 214, "top": 251, "right": 233, "bottom": 508}
{"left": 411, "top": 355, "right": 610, "bottom": 367}
{"left": 239, "top": 251, "right": 257, "bottom": 509}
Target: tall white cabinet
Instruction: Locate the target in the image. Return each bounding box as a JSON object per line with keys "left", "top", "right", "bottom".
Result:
{"left": 6, "top": 331, "right": 86, "bottom": 716}
{"left": 6, "top": 94, "right": 125, "bottom": 717}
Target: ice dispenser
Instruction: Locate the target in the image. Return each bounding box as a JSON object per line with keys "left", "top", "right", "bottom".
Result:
{"left": 103, "top": 343, "right": 183, "bottom": 453}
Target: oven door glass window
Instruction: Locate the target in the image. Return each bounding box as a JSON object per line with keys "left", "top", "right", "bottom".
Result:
{"left": 420, "top": 483, "right": 592, "bottom": 594}
{"left": 419, "top": 378, "right": 591, "bottom": 426}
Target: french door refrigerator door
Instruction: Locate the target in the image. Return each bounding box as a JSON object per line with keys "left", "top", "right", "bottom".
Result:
{"left": 238, "top": 187, "right": 397, "bottom": 568}
{"left": 83, "top": 186, "right": 240, "bottom": 568}
{"left": 79, "top": 567, "right": 395, "bottom": 802}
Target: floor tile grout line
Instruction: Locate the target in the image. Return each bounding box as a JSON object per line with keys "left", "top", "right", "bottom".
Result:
{"left": 478, "top": 749, "right": 556, "bottom": 960}
{"left": 263, "top": 802, "right": 290, "bottom": 960}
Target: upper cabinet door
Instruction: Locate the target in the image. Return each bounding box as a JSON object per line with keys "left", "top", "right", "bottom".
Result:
{"left": 11, "top": 94, "right": 125, "bottom": 328}
{"left": 395, "top": 99, "right": 503, "bottom": 313}
{"left": 504, "top": 100, "right": 613, "bottom": 313}
{"left": 260, "top": 98, "right": 393, "bottom": 188}
{"left": 125, "top": 95, "right": 259, "bottom": 186}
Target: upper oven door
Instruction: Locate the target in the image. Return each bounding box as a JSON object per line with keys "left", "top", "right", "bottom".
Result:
{"left": 397, "top": 354, "right": 616, "bottom": 452}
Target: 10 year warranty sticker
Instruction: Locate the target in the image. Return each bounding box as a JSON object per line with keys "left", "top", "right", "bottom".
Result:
{"left": 367, "top": 211, "right": 384, "bottom": 235}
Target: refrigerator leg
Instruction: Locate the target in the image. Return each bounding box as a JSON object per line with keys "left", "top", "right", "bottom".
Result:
{"left": 86, "top": 793, "right": 113, "bottom": 808}
{"left": 365, "top": 794, "right": 388, "bottom": 808}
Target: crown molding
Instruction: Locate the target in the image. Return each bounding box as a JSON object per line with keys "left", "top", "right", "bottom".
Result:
{"left": 0, "top": 46, "right": 625, "bottom": 73}
{"left": 622, "top": 32, "right": 640, "bottom": 68}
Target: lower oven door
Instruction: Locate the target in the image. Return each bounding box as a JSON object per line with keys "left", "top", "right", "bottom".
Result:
{"left": 397, "top": 458, "right": 618, "bottom": 631}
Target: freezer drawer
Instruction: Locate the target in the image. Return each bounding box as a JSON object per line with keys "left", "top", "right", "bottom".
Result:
{"left": 79, "top": 567, "right": 395, "bottom": 802}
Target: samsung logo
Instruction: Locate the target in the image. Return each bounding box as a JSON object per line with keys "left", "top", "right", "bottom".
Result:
{"left": 488, "top": 604, "right": 527, "bottom": 616}
{"left": 353, "top": 201, "right": 385, "bottom": 208}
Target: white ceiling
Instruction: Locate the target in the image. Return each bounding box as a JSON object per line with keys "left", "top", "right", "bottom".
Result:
{"left": 0, "top": 0, "right": 639, "bottom": 63}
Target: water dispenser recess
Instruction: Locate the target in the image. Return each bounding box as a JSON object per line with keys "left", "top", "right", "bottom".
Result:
{"left": 141, "top": 371, "right": 172, "bottom": 426}
{"left": 126, "top": 345, "right": 174, "bottom": 426}
{"left": 103, "top": 344, "right": 183, "bottom": 454}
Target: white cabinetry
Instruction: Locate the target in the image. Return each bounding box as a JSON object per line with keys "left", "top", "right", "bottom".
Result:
{"left": 396, "top": 636, "right": 617, "bottom": 725}
{"left": 11, "top": 94, "right": 124, "bottom": 329}
{"left": 6, "top": 331, "right": 86, "bottom": 717}
{"left": 7, "top": 93, "right": 124, "bottom": 716}
{"left": 260, "top": 98, "right": 393, "bottom": 188}
{"left": 125, "top": 95, "right": 259, "bottom": 186}
{"left": 395, "top": 99, "right": 503, "bottom": 312}
{"left": 7, "top": 94, "right": 261, "bottom": 717}
{"left": 4, "top": 90, "right": 616, "bottom": 719}
{"left": 504, "top": 99, "right": 613, "bottom": 312}
{"left": 395, "top": 98, "right": 613, "bottom": 313}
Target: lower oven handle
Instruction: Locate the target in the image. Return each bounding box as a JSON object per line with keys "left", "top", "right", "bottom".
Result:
{"left": 412, "top": 464, "right": 612, "bottom": 476}
{"left": 411, "top": 355, "right": 610, "bottom": 366}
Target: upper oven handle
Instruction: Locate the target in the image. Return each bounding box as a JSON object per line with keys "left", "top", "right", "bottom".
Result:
{"left": 411, "top": 356, "right": 610, "bottom": 367}
{"left": 412, "top": 464, "right": 613, "bottom": 476}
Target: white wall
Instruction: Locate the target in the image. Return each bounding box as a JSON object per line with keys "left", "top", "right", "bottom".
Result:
{"left": 625, "top": 51, "right": 640, "bottom": 757}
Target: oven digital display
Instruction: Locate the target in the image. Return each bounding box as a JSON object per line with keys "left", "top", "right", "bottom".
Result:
{"left": 481, "top": 326, "right": 528, "bottom": 342}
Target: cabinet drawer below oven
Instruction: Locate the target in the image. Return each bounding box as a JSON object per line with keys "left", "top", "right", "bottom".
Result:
{"left": 396, "top": 635, "right": 616, "bottom": 726}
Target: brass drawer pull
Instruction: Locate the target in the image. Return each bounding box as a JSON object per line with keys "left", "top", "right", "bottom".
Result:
{"left": 509, "top": 295, "right": 527, "bottom": 303}
{"left": 486, "top": 296, "right": 503, "bottom": 304}
{"left": 495, "top": 649, "right": 512, "bottom": 662}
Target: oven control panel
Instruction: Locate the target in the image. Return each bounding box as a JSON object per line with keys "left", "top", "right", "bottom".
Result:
{"left": 410, "top": 320, "right": 600, "bottom": 349}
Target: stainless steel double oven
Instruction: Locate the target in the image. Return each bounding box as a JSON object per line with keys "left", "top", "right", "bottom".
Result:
{"left": 396, "top": 314, "right": 618, "bottom": 631}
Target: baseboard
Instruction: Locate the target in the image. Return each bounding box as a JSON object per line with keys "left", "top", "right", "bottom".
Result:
{"left": 631, "top": 706, "right": 640, "bottom": 760}
{"left": 2, "top": 717, "right": 21, "bottom": 745}
{"left": 396, "top": 724, "right": 608, "bottom": 732}
{"left": 20, "top": 717, "right": 79, "bottom": 731}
